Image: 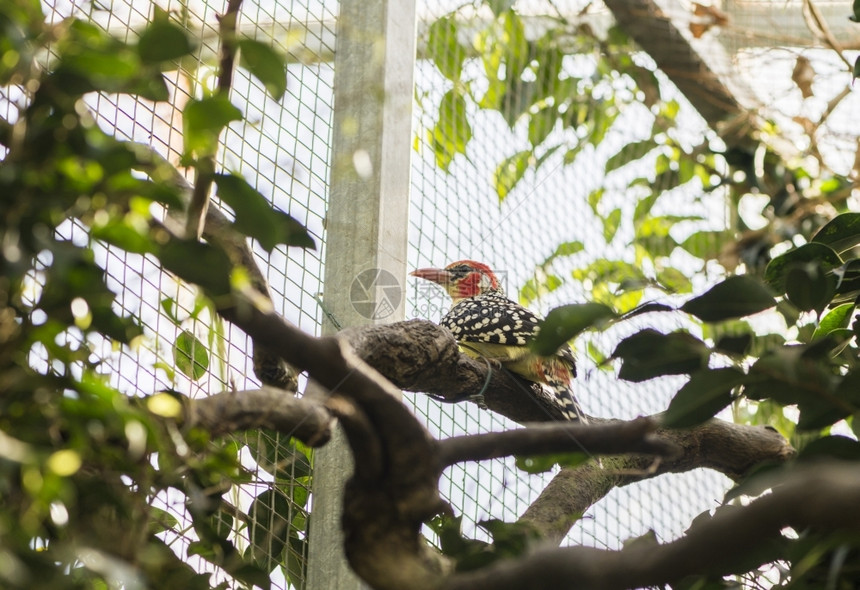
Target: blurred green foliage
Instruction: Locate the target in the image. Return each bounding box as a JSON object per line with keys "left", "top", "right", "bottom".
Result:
{"left": 0, "top": 1, "right": 311, "bottom": 588}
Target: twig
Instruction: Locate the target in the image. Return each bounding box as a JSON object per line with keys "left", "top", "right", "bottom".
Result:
{"left": 801, "top": 0, "right": 853, "bottom": 69}
{"left": 185, "top": 0, "right": 244, "bottom": 240}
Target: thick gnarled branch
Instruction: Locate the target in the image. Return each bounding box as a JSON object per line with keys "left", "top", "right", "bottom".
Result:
{"left": 519, "top": 419, "right": 794, "bottom": 543}
{"left": 184, "top": 386, "right": 331, "bottom": 446}
{"left": 444, "top": 463, "right": 860, "bottom": 590}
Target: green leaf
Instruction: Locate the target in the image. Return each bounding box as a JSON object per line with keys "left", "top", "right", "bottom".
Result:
{"left": 656, "top": 267, "right": 692, "bottom": 294}
{"left": 680, "top": 230, "right": 734, "bottom": 261}
{"left": 680, "top": 275, "right": 776, "bottom": 322}
{"left": 500, "top": 11, "right": 528, "bottom": 82}
{"left": 723, "top": 462, "right": 786, "bottom": 502}
{"left": 531, "top": 303, "right": 616, "bottom": 356}
{"left": 586, "top": 188, "right": 604, "bottom": 215}
{"left": 714, "top": 333, "right": 752, "bottom": 357}
{"left": 796, "top": 369, "right": 860, "bottom": 431}
{"left": 743, "top": 346, "right": 835, "bottom": 406}
{"left": 183, "top": 96, "right": 243, "bottom": 157}
{"left": 633, "top": 192, "right": 661, "bottom": 226}
{"left": 137, "top": 20, "right": 193, "bottom": 64}
{"left": 603, "top": 208, "right": 621, "bottom": 242}
{"left": 811, "top": 212, "right": 860, "bottom": 254}
{"left": 158, "top": 238, "right": 233, "bottom": 296}
{"left": 247, "top": 489, "right": 290, "bottom": 572}
{"left": 528, "top": 105, "right": 557, "bottom": 147}
{"left": 663, "top": 367, "right": 745, "bottom": 428}
{"left": 479, "top": 519, "right": 543, "bottom": 555}
{"left": 764, "top": 242, "right": 843, "bottom": 293}
{"left": 431, "top": 89, "right": 472, "bottom": 172}
{"left": 90, "top": 218, "right": 154, "bottom": 256}
{"left": 214, "top": 174, "right": 315, "bottom": 251}
{"left": 231, "top": 564, "right": 272, "bottom": 590}
{"left": 620, "top": 302, "right": 674, "bottom": 319}
{"left": 493, "top": 150, "right": 531, "bottom": 201}
{"left": 612, "top": 329, "right": 709, "bottom": 382}
{"left": 486, "top": 0, "right": 516, "bottom": 16}
{"left": 854, "top": 55, "right": 860, "bottom": 79}
{"left": 834, "top": 258, "right": 860, "bottom": 300}
{"left": 174, "top": 330, "right": 209, "bottom": 380}
{"left": 427, "top": 17, "right": 466, "bottom": 81}
{"left": 238, "top": 39, "right": 287, "bottom": 100}
{"left": 605, "top": 139, "right": 658, "bottom": 174}
{"left": 797, "top": 435, "right": 860, "bottom": 461}
{"left": 812, "top": 303, "right": 855, "bottom": 340}
{"left": 547, "top": 240, "right": 584, "bottom": 262}
{"left": 784, "top": 263, "right": 836, "bottom": 312}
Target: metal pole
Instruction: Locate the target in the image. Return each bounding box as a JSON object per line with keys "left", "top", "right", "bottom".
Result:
{"left": 305, "top": 0, "right": 416, "bottom": 586}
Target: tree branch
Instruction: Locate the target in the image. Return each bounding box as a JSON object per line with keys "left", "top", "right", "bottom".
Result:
{"left": 436, "top": 417, "right": 678, "bottom": 468}
{"left": 444, "top": 463, "right": 860, "bottom": 590}
{"left": 184, "top": 386, "right": 331, "bottom": 446}
{"left": 519, "top": 418, "right": 794, "bottom": 543}
{"left": 341, "top": 319, "right": 584, "bottom": 423}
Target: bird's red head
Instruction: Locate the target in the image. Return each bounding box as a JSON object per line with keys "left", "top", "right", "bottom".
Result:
{"left": 410, "top": 260, "right": 501, "bottom": 302}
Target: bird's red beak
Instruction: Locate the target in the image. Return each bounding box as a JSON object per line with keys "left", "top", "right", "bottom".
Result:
{"left": 410, "top": 268, "right": 452, "bottom": 286}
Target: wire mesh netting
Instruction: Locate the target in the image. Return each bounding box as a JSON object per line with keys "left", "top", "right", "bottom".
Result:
{"left": 26, "top": 0, "right": 336, "bottom": 587}
{"left": 407, "top": 0, "right": 734, "bottom": 550}
{"left": 8, "top": 0, "right": 858, "bottom": 587}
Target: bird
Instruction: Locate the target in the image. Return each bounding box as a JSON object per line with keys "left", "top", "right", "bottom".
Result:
{"left": 410, "top": 260, "right": 585, "bottom": 421}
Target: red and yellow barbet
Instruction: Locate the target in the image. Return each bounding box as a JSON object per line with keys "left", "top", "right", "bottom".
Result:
{"left": 411, "top": 260, "right": 586, "bottom": 421}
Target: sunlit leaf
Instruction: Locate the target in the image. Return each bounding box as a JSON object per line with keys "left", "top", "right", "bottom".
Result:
{"left": 605, "top": 139, "right": 658, "bottom": 174}
{"left": 500, "top": 10, "right": 528, "bottom": 82}
{"left": 493, "top": 150, "right": 531, "bottom": 201}
{"left": 656, "top": 267, "right": 692, "bottom": 293}
{"left": 183, "top": 96, "right": 243, "bottom": 157}
{"left": 663, "top": 367, "right": 745, "bottom": 428}
{"left": 603, "top": 208, "right": 621, "bottom": 242}
{"left": 486, "top": 0, "right": 516, "bottom": 16}
{"left": 681, "top": 275, "right": 775, "bottom": 322}
{"left": 427, "top": 17, "right": 466, "bottom": 81}
{"left": 812, "top": 303, "right": 854, "bottom": 340}
{"left": 431, "top": 89, "right": 472, "bottom": 171}
{"left": 528, "top": 104, "right": 557, "bottom": 146}
{"left": 238, "top": 39, "right": 287, "bottom": 100}
{"left": 811, "top": 212, "right": 860, "bottom": 254}
{"left": 586, "top": 188, "right": 604, "bottom": 215}
{"left": 174, "top": 330, "right": 209, "bottom": 381}
{"left": 137, "top": 20, "right": 193, "bottom": 64}
{"left": 680, "top": 230, "right": 734, "bottom": 261}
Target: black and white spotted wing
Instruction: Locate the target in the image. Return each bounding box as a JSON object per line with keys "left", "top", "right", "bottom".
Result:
{"left": 441, "top": 290, "right": 576, "bottom": 370}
